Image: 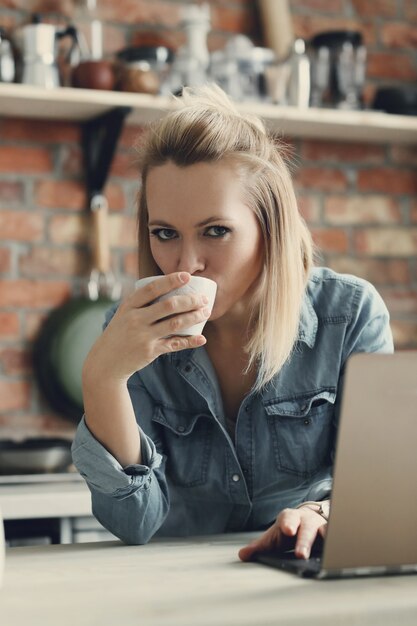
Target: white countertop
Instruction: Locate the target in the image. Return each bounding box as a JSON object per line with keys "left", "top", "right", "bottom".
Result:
{"left": 0, "top": 477, "right": 91, "bottom": 520}
{"left": 1, "top": 533, "right": 416, "bottom": 626}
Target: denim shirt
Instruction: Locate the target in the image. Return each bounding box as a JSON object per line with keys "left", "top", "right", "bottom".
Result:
{"left": 72, "top": 267, "right": 394, "bottom": 544}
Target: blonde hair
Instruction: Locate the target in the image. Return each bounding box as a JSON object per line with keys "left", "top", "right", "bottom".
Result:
{"left": 136, "top": 84, "right": 314, "bottom": 391}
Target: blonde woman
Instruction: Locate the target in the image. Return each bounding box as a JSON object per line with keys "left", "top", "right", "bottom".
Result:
{"left": 72, "top": 85, "right": 393, "bottom": 561}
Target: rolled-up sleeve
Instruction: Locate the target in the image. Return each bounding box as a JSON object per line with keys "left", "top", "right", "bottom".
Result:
{"left": 71, "top": 381, "right": 170, "bottom": 545}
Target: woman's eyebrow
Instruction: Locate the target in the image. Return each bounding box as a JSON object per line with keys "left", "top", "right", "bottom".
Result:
{"left": 148, "top": 216, "right": 232, "bottom": 227}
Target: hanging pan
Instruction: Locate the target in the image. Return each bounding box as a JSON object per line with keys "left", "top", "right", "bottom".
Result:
{"left": 33, "top": 107, "right": 129, "bottom": 421}
{"left": 33, "top": 195, "right": 120, "bottom": 420}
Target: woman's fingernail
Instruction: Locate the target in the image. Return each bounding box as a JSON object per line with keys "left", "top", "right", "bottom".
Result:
{"left": 179, "top": 272, "right": 189, "bottom": 283}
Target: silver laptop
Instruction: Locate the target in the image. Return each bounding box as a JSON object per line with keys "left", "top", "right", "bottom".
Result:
{"left": 255, "top": 351, "right": 417, "bottom": 579}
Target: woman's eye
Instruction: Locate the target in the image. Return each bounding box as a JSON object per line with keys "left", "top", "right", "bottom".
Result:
{"left": 150, "top": 228, "right": 177, "bottom": 241}
{"left": 205, "top": 225, "right": 230, "bottom": 238}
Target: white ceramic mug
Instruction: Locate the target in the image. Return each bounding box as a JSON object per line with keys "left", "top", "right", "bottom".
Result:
{"left": 135, "top": 275, "right": 217, "bottom": 336}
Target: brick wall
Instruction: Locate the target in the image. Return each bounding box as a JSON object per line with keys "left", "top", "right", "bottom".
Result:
{"left": 0, "top": 0, "right": 416, "bottom": 439}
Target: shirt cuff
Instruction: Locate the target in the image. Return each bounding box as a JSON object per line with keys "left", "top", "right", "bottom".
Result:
{"left": 71, "top": 416, "right": 163, "bottom": 497}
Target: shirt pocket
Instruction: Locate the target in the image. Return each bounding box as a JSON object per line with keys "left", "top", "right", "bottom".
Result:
{"left": 152, "top": 405, "right": 213, "bottom": 488}
{"left": 264, "top": 389, "right": 336, "bottom": 478}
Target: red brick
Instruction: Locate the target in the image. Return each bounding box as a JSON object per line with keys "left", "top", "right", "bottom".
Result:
{"left": 0, "top": 248, "right": 11, "bottom": 273}
{"left": 109, "top": 215, "right": 138, "bottom": 247}
{"left": 301, "top": 140, "right": 385, "bottom": 164}
{"left": 0, "top": 312, "right": 20, "bottom": 339}
{"left": 48, "top": 214, "right": 89, "bottom": 245}
{"left": 35, "top": 180, "right": 86, "bottom": 211}
{"left": 60, "top": 145, "right": 83, "bottom": 177}
{"left": 24, "top": 0, "right": 74, "bottom": 16}
{"left": 295, "top": 168, "right": 348, "bottom": 192}
{"left": 357, "top": 169, "right": 417, "bottom": 194}
{"left": 99, "top": 0, "right": 182, "bottom": 27}
{"left": 24, "top": 311, "right": 48, "bottom": 342}
{"left": 0, "top": 380, "right": 30, "bottom": 412}
{"left": 390, "top": 320, "right": 417, "bottom": 348}
{"left": 354, "top": 228, "right": 417, "bottom": 256}
{"left": 311, "top": 228, "right": 349, "bottom": 253}
{"left": 131, "top": 29, "right": 184, "bottom": 51}
{"left": 411, "top": 199, "right": 417, "bottom": 223}
{"left": 0, "top": 280, "right": 71, "bottom": 308}
{"left": 390, "top": 145, "right": 417, "bottom": 167}
{"left": 2, "top": 118, "right": 79, "bottom": 143}
{"left": 107, "top": 184, "right": 127, "bottom": 212}
{"left": 405, "top": 0, "right": 417, "bottom": 22}
{"left": 297, "top": 195, "right": 321, "bottom": 223}
{"left": 211, "top": 4, "right": 254, "bottom": 33}
{"left": 290, "top": 0, "right": 343, "bottom": 12}
{"left": 0, "top": 180, "right": 24, "bottom": 204}
{"left": 110, "top": 151, "right": 140, "bottom": 179}
{"left": 19, "top": 247, "right": 90, "bottom": 278}
{"left": 380, "top": 290, "right": 417, "bottom": 315}
{"left": 328, "top": 257, "right": 410, "bottom": 286}
{"left": 0, "top": 210, "right": 44, "bottom": 242}
{"left": 123, "top": 250, "right": 139, "bottom": 277}
{"left": 381, "top": 22, "right": 417, "bottom": 49}
{"left": 324, "top": 195, "right": 400, "bottom": 225}
{"left": 367, "top": 52, "right": 417, "bottom": 81}
{"left": 0, "top": 146, "right": 52, "bottom": 173}
{"left": 119, "top": 125, "right": 146, "bottom": 149}
{"left": 351, "top": 0, "right": 398, "bottom": 17}
{"left": 0, "top": 347, "right": 31, "bottom": 376}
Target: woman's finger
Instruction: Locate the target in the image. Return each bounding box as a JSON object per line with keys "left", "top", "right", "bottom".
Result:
{"left": 238, "top": 509, "right": 300, "bottom": 561}
{"left": 132, "top": 272, "right": 191, "bottom": 308}
{"left": 294, "top": 515, "right": 326, "bottom": 559}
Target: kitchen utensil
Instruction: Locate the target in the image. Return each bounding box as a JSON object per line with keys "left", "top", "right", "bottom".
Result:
{"left": 0, "top": 27, "right": 15, "bottom": 83}
{"left": 287, "top": 38, "right": 310, "bottom": 107}
{"left": 14, "top": 14, "right": 78, "bottom": 88}
{"left": 258, "top": 0, "right": 294, "bottom": 61}
{"left": 309, "top": 30, "right": 366, "bottom": 109}
{"left": 115, "top": 46, "right": 173, "bottom": 94}
{"left": 372, "top": 86, "right": 417, "bottom": 115}
{"left": 0, "top": 438, "right": 73, "bottom": 474}
{"left": 166, "top": 3, "right": 210, "bottom": 93}
{"left": 33, "top": 109, "right": 127, "bottom": 421}
{"left": 210, "top": 36, "right": 275, "bottom": 102}
{"left": 33, "top": 196, "right": 120, "bottom": 420}
{"left": 71, "top": 59, "right": 115, "bottom": 90}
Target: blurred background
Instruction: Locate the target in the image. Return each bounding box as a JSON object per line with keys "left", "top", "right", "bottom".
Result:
{"left": 0, "top": 0, "right": 416, "bottom": 445}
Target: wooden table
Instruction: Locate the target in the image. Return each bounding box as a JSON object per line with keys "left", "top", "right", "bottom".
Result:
{"left": 1, "top": 533, "right": 416, "bottom": 626}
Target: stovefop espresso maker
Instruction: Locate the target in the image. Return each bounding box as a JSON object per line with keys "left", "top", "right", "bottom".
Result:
{"left": 14, "top": 14, "right": 78, "bottom": 88}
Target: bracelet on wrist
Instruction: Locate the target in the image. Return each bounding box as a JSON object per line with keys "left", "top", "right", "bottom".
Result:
{"left": 296, "top": 500, "right": 329, "bottom": 521}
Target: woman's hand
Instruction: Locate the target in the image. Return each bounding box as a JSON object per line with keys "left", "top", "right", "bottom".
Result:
{"left": 83, "top": 272, "right": 210, "bottom": 384}
{"left": 238, "top": 506, "right": 327, "bottom": 561}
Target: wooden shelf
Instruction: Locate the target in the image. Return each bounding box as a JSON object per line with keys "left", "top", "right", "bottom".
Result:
{"left": 0, "top": 82, "right": 416, "bottom": 144}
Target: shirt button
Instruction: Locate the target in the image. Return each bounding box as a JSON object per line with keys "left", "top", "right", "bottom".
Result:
{"left": 184, "top": 365, "right": 192, "bottom": 373}
{"left": 304, "top": 419, "right": 310, "bottom": 426}
{"left": 232, "top": 474, "right": 240, "bottom": 482}
{"left": 178, "top": 426, "right": 185, "bottom": 433}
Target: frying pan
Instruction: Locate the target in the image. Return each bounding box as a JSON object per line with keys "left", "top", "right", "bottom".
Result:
{"left": 33, "top": 108, "right": 129, "bottom": 422}
{"left": 33, "top": 197, "right": 120, "bottom": 421}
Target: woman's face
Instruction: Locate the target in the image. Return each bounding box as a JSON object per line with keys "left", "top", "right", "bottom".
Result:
{"left": 146, "top": 160, "right": 264, "bottom": 321}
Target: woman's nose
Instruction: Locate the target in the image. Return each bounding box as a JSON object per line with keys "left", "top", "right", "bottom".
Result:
{"left": 176, "top": 244, "right": 205, "bottom": 274}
